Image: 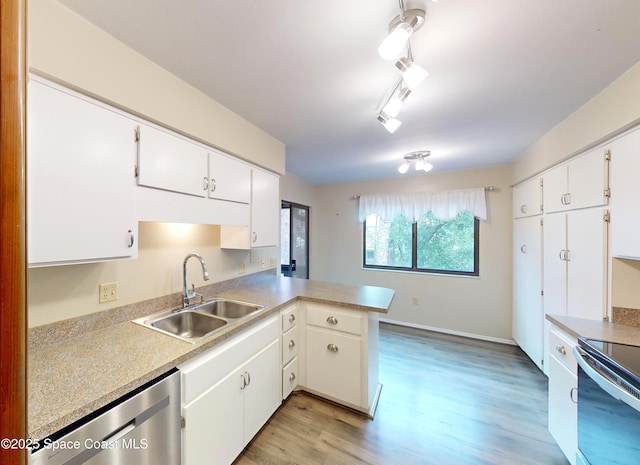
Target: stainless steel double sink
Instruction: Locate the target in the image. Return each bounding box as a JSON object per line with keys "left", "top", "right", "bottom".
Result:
{"left": 133, "top": 298, "right": 264, "bottom": 343}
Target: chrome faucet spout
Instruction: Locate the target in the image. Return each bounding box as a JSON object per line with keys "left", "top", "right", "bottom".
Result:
{"left": 183, "top": 253, "right": 210, "bottom": 308}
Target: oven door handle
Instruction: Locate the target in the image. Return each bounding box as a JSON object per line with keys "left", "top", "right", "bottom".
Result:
{"left": 574, "top": 346, "right": 640, "bottom": 413}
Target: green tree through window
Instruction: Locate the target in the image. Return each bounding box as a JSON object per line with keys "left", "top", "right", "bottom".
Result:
{"left": 363, "top": 211, "right": 479, "bottom": 275}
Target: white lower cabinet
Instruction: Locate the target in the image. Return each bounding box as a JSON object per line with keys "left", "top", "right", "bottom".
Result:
{"left": 281, "top": 303, "right": 300, "bottom": 399}
{"left": 303, "top": 302, "right": 380, "bottom": 416}
{"left": 179, "top": 316, "right": 281, "bottom": 465}
{"left": 547, "top": 325, "right": 577, "bottom": 465}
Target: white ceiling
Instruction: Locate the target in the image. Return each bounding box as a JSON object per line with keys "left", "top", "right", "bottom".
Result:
{"left": 59, "top": 0, "right": 640, "bottom": 185}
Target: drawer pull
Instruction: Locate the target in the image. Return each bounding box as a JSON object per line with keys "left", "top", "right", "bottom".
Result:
{"left": 289, "top": 372, "right": 296, "bottom": 382}
{"left": 289, "top": 314, "right": 296, "bottom": 323}
{"left": 570, "top": 387, "right": 578, "bottom": 404}
{"left": 289, "top": 340, "right": 295, "bottom": 349}
{"left": 326, "top": 316, "right": 338, "bottom": 325}
{"left": 327, "top": 343, "right": 339, "bottom": 352}
{"left": 555, "top": 344, "right": 567, "bottom": 355}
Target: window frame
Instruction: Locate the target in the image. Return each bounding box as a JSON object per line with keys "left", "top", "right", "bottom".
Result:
{"left": 362, "top": 213, "right": 480, "bottom": 277}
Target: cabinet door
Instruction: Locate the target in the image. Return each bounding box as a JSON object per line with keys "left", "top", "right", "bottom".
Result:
{"left": 513, "top": 216, "right": 543, "bottom": 369}
{"left": 243, "top": 339, "right": 281, "bottom": 444}
{"left": 208, "top": 150, "right": 251, "bottom": 203}
{"left": 567, "top": 148, "right": 609, "bottom": 210}
{"left": 548, "top": 355, "right": 577, "bottom": 465}
{"left": 513, "top": 177, "right": 542, "bottom": 218}
{"left": 609, "top": 127, "right": 640, "bottom": 259}
{"left": 137, "top": 124, "right": 208, "bottom": 197}
{"left": 306, "top": 327, "right": 362, "bottom": 407}
{"left": 27, "top": 79, "right": 137, "bottom": 266}
{"left": 566, "top": 208, "right": 607, "bottom": 320}
{"left": 183, "top": 365, "right": 244, "bottom": 465}
{"left": 543, "top": 165, "right": 569, "bottom": 214}
{"left": 543, "top": 213, "right": 568, "bottom": 316}
{"left": 251, "top": 169, "right": 280, "bottom": 247}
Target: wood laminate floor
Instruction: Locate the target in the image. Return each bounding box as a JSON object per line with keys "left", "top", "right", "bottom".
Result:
{"left": 234, "top": 323, "right": 569, "bottom": 465}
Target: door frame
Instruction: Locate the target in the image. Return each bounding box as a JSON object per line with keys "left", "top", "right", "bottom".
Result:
{"left": 281, "top": 201, "right": 310, "bottom": 279}
{"left": 0, "top": 0, "right": 28, "bottom": 464}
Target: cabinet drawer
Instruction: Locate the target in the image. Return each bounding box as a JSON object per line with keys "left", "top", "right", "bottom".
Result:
{"left": 281, "top": 304, "right": 298, "bottom": 332}
{"left": 282, "top": 357, "right": 298, "bottom": 400}
{"left": 282, "top": 325, "right": 299, "bottom": 365}
{"left": 549, "top": 328, "right": 577, "bottom": 374}
{"left": 306, "top": 327, "right": 362, "bottom": 407}
{"left": 306, "top": 304, "right": 363, "bottom": 336}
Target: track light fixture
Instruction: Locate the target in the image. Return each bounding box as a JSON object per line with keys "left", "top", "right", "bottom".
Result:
{"left": 397, "top": 151, "right": 433, "bottom": 174}
{"left": 376, "top": 0, "right": 430, "bottom": 133}
{"left": 377, "top": 112, "right": 402, "bottom": 134}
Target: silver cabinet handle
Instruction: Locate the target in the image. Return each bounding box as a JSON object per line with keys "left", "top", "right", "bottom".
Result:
{"left": 252, "top": 232, "right": 257, "bottom": 243}
{"left": 559, "top": 250, "right": 567, "bottom": 261}
{"left": 520, "top": 204, "right": 527, "bottom": 214}
{"left": 327, "top": 343, "right": 339, "bottom": 352}
{"left": 289, "top": 340, "right": 295, "bottom": 349}
{"left": 520, "top": 245, "right": 527, "bottom": 253}
{"left": 210, "top": 177, "right": 216, "bottom": 192}
{"left": 326, "top": 316, "right": 338, "bottom": 325}
{"left": 289, "top": 372, "right": 296, "bottom": 383}
{"left": 245, "top": 371, "right": 251, "bottom": 386}
{"left": 289, "top": 314, "right": 296, "bottom": 323}
{"left": 570, "top": 387, "right": 578, "bottom": 404}
{"left": 555, "top": 344, "right": 567, "bottom": 355}
{"left": 203, "top": 177, "right": 209, "bottom": 191}
{"left": 565, "top": 193, "right": 571, "bottom": 205}
{"left": 240, "top": 373, "right": 246, "bottom": 389}
{"left": 128, "top": 230, "right": 135, "bottom": 248}
{"left": 565, "top": 249, "right": 570, "bottom": 261}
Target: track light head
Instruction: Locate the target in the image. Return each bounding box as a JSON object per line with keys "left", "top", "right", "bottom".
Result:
{"left": 378, "top": 9, "right": 426, "bottom": 60}
{"left": 378, "top": 113, "right": 402, "bottom": 133}
{"left": 396, "top": 57, "right": 429, "bottom": 89}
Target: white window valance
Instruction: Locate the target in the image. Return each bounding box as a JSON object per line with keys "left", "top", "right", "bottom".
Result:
{"left": 358, "top": 188, "right": 487, "bottom": 222}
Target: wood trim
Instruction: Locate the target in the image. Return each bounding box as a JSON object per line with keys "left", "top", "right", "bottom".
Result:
{"left": 0, "top": 0, "right": 27, "bottom": 464}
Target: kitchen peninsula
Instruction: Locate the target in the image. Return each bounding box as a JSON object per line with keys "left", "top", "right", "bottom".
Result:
{"left": 28, "top": 273, "right": 394, "bottom": 442}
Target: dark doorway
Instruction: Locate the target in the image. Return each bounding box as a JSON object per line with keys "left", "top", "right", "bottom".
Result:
{"left": 281, "top": 201, "right": 309, "bottom": 279}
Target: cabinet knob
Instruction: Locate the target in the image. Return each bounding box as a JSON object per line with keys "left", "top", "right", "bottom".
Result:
{"left": 327, "top": 343, "right": 339, "bottom": 352}
{"left": 289, "top": 314, "right": 296, "bottom": 323}
{"left": 326, "top": 316, "right": 338, "bottom": 325}
{"left": 289, "top": 372, "right": 296, "bottom": 383}
{"left": 555, "top": 344, "right": 567, "bottom": 355}
{"left": 289, "top": 340, "right": 295, "bottom": 349}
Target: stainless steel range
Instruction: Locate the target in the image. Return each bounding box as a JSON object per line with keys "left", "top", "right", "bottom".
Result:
{"left": 574, "top": 338, "right": 640, "bottom": 465}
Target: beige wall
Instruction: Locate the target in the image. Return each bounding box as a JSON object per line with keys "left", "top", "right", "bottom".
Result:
{"left": 28, "top": 0, "right": 285, "bottom": 174}
{"left": 310, "top": 166, "right": 513, "bottom": 342}
{"left": 28, "top": 223, "right": 278, "bottom": 327}
{"left": 611, "top": 259, "right": 640, "bottom": 310}
{"left": 512, "top": 61, "right": 640, "bottom": 184}
{"left": 281, "top": 172, "right": 315, "bottom": 208}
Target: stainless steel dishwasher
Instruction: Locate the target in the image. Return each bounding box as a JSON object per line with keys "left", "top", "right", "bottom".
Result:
{"left": 30, "top": 369, "right": 181, "bottom": 465}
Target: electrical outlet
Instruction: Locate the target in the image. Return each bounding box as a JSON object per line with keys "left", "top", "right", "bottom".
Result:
{"left": 249, "top": 252, "right": 255, "bottom": 264}
{"left": 238, "top": 262, "right": 246, "bottom": 274}
{"left": 270, "top": 257, "right": 276, "bottom": 267}
{"left": 412, "top": 297, "right": 419, "bottom": 305}
{"left": 99, "top": 282, "right": 118, "bottom": 304}
{"left": 261, "top": 258, "right": 265, "bottom": 268}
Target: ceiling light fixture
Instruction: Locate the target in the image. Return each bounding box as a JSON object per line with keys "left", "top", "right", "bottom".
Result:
{"left": 378, "top": 112, "right": 402, "bottom": 134}
{"left": 377, "top": 8, "right": 425, "bottom": 61}
{"left": 376, "top": 0, "right": 430, "bottom": 133}
{"left": 397, "top": 151, "right": 433, "bottom": 174}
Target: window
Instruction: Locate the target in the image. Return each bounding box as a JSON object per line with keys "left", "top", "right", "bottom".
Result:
{"left": 363, "top": 210, "right": 479, "bottom": 276}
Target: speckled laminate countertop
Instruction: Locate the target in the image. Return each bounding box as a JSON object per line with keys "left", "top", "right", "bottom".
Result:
{"left": 28, "top": 274, "right": 394, "bottom": 441}
{"left": 546, "top": 314, "right": 640, "bottom": 345}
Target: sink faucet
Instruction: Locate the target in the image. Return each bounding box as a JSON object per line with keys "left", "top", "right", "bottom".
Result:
{"left": 183, "top": 253, "right": 210, "bottom": 308}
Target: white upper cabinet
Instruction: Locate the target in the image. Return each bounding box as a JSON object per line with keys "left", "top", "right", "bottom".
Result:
{"left": 543, "top": 148, "right": 610, "bottom": 213}
{"left": 137, "top": 124, "right": 208, "bottom": 197}
{"left": 208, "top": 150, "right": 251, "bottom": 204}
{"left": 220, "top": 168, "right": 280, "bottom": 249}
{"left": 513, "top": 177, "right": 542, "bottom": 218}
{"left": 609, "top": 126, "right": 640, "bottom": 259}
{"left": 27, "top": 77, "right": 138, "bottom": 267}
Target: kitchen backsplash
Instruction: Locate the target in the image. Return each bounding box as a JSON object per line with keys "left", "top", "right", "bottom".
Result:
{"left": 611, "top": 307, "right": 640, "bottom": 327}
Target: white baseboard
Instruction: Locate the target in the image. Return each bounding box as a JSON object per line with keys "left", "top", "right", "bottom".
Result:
{"left": 379, "top": 317, "right": 516, "bottom": 346}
